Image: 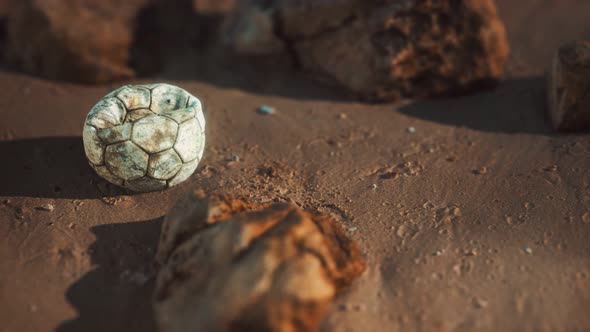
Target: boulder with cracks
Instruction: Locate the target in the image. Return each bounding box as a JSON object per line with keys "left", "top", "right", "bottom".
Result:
{"left": 154, "top": 191, "right": 367, "bottom": 332}
{"left": 224, "top": 0, "right": 510, "bottom": 101}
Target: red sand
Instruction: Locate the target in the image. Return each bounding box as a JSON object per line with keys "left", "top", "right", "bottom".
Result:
{"left": 1, "top": 1, "right": 590, "bottom": 331}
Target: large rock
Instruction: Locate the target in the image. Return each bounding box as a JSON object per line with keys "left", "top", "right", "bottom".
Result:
{"left": 154, "top": 191, "right": 366, "bottom": 332}
{"left": 547, "top": 40, "right": 590, "bottom": 132}
{"left": 4, "top": 0, "right": 149, "bottom": 84}
{"left": 0, "top": 0, "right": 10, "bottom": 16}
{"left": 224, "top": 0, "right": 510, "bottom": 101}
{"left": 3, "top": 0, "right": 234, "bottom": 83}
{"left": 193, "top": 0, "right": 236, "bottom": 14}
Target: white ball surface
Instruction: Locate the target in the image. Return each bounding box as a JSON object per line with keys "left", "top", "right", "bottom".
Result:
{"left": 83, "top": 83, "right": 206, "bottom": 192}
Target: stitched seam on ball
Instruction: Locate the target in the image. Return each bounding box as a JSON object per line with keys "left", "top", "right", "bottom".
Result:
{"left": 165, "top": 160, "right": 185, "bottom": 183}
{"left": 172, "top": 146, "right": 187, "bottom": 163}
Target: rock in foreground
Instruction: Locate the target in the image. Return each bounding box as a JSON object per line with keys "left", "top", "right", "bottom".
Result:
{"left": 154, "top": 192, "right": 366, "bottom": 332}
{"left": 193, "top": 0, "right": 236, "bottom": 14}
{"left": 225, "top": 0, "right": 510, "bottom": 101}
{"left": 547, "top": 40, "right": 590, "bottom": 132}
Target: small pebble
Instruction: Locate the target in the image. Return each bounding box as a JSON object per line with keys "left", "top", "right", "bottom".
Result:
{"left": 15, "top": 207, "right": 26, "bottom": 220}
{"left": 370, "top": 183, "right": 378, "bottom": 190}
{"left": 473, "top": 167, "right": 488, "bottom": 175}
{"left": 231, "top": 155, "right": 240, "bottom": 162}
{"left": 347, "top": 226, "right": 358, "bottom": 232}
{"left": 37, "top": 203, "right": 55, "bottom": 212}
{"left": 124, "top": 270, "right": 150, "bottom": 286}
{"left": 337, "top": 303, "right": 351, "bottom": 311}
{"left": 544, "top": 165, "right": 558, "bottom": 172}
{"left": 524, "top": 247, "right": 533, "bottom": 255}
{"left": 407, "top": 126, "right": 416, "bottom": 133}
{"left": 352, "top": 303, "right": 367, "bottom": 312}
{"left": 257, "top": 105, "right": 275, "bottom": 115}
{"left": 473, "top": 297, "right": 488, "bottom": 309}
{"left": 29, "top": 304, "right": 38, "bottom": 313}
{"left": 433, "top": 250, "right": 443, "bottom": 256}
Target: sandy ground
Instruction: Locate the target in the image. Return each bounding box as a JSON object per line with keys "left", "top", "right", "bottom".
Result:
{"left": 1, "top": 1, "right": 590, "bottom": 331}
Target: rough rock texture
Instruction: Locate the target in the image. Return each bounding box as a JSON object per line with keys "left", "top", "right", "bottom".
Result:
{"left": 0, "top": 0, "right": 12, "bottom": 21}
{"left": 547, "top": 40, "right": 590, "bottom": 132}
{"left": 0, "top": 0, "right": 10, "bottom": 20}
{"left": 0, "top": 0, "right": 10, "bottom": 13}
{"left": 224, "top": 0, "right": 510, "bottom": 101}
{"left": 193, "top": 0, "right": 236, "bottom": 14}
{"left": 4, "top": 0, "right": 150, "bottom": 84}
{"left": 154, "top": 192, "right": 367, "bottom": 332}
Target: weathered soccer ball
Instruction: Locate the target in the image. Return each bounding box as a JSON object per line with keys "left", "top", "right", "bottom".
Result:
{"left": 83, "top": 83, "right": 206, "bottom": 192}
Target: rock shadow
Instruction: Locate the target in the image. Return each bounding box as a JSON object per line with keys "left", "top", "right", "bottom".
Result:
{"left": 397, "top": 77, "right": 552, "bottom": 134}
{"left": 128, "top": 0, "right": 353, "bottom": 103}
{"left": 56, "top": 217, "right": 163, "bottom": 332}
{"left": 0, "top": 136, "right": 138, "bottom": 199}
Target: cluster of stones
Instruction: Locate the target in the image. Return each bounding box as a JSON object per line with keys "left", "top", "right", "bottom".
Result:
{"left": 3, "top": 0, "right": 509, "bottom": 101}
{"left": 83, "top": 84, "right": 205, "bottom": 192}
{"left": 224, "top": 0, "right": 510, "bottom": 101}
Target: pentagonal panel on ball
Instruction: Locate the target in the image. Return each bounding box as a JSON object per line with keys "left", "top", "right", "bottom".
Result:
{"left": 161, "top": 107, "right": 195, "bottom": 124}
{"left": 131, "top": 115, "right": 178, "bottom": 153}
{"left": 105, "top": 141, "right": 149, "bottom": 181}
{"left": 174, "top": 118, "right": 201, "bottom": 162}
{"left": 196, "top": 132, "right": 205, "bottom": 160}
{"left": 97, "top": 122, "right": 132, "bottom": 144}
{"left": 168, "top": 160, "right": 199, "bottom": 187}
{"left": 83, "top": 125, "right": 105, "bottom": 165}
{"left": 188, "top": 95, "right": 206, "bottom": 129}
{"left": 151, "top": 84, "right": 189, "bottom": 114}
{"left": 138, "top": 83, "right": 161, "bottom": 90}
{"left": 116, "top": 86, "right": 151, "bottom": 110}
{"left": 126, "top": 177, "right": 167, "bottom": 192}
{"left": 148, "top": 149, "right": 182, "bottom": 180}
{"left": 86, "top": 97, "right": 126, "bottom": 129}
{"left": 125, "top": 108, "right": 156, "bottom": 123}
{"left": 91, "top": 164, "right": 124, "bottom": 186}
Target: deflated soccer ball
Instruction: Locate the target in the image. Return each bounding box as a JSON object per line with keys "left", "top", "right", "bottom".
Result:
{"left": 83, "top": 83, "right": 206, "bottom": 192}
